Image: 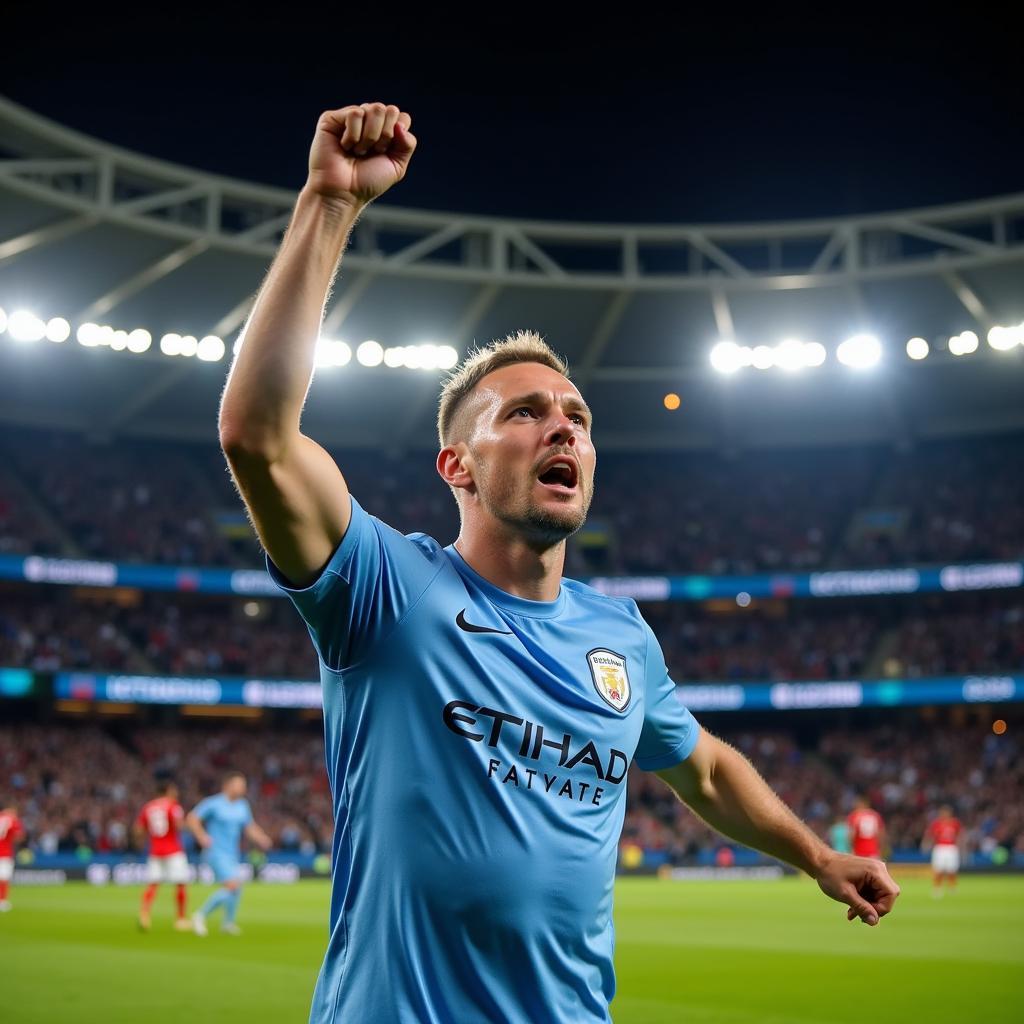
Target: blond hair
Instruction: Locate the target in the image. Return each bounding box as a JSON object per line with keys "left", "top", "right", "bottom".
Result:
{"left": 436, "top": 330, "right": 569, "bottom": 446}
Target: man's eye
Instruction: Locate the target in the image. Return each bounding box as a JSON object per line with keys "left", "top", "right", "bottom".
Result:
{"left": 570, "top": 414, "right": 586, "bottom": 426}
{"left": 513, "top": 407, "right": 536, "bottom": 418}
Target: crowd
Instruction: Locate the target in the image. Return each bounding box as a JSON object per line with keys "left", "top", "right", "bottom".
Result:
{"left": 5, "top": 587, "right": 1021, "bottom": 682}
{"left": 838, "top": 434, "right": 1024, "bottom": 567}
{"left": 119, "top": 596, "right": 319, "bottom": 679}
{"left": 645, "top": 604, "right": 878, "bottom": 682}
{"left": 884, "top": 596, "right": 1024, "bottom": 678}
{"left": 2, "top": 432, "right": 238, "bottom": 567}
{"left": 621, "top": 720, "right": 1023, "bottom": 862}
{"left": 4, "top": 718, "right": 1019, "bottom": 864}
{"left": 2, "top": 428, "right": 1023, "bottom": 573}
{"left": 0, "top": 723, "right": 332, "bottom": 857}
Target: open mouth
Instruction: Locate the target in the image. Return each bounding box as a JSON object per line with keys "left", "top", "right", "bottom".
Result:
{"left": 537, "top": 457, "right": 579, "bottom": 492}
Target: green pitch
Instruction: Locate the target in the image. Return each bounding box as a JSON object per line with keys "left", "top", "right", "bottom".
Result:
{"left": 3, "top": 876, "right": 1022, "bottom": 1023}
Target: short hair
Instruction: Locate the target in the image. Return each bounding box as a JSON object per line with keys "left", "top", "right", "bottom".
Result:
{"left": 223, "top": 770, "right": 245, "bottom": 785}
{"left": 437, "top": 330, "right": 569, "bottom": 446}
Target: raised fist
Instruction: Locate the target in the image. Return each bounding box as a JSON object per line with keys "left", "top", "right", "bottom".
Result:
{"left": 307, "top": 103, "right": 417, "bottom": 207}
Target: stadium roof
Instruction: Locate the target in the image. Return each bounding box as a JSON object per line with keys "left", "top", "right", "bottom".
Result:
{"left": 1, "top": 96, "right": 1023, "bottom": 452}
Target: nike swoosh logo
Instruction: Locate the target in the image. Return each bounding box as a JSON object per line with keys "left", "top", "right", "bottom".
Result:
{"left": 456, "top": 609, "right": 512, "bottom": 635}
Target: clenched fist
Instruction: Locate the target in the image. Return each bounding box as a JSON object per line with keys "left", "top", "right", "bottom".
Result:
{"left": 308, "top": 103, "right": 417, "bottom": 208}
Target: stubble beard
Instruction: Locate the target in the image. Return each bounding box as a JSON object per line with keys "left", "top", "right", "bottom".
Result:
{"left": 476, "top": 455, "right": 593, "bottom": 547}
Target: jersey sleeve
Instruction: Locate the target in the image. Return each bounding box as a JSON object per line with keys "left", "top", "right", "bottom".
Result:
{"left": 135, "top": 806, "right": 148, "bottom": 830}
{"left": 171, "top": 803, "right": 184, "bottom": 826}
{"left": 634, "top": 618, "right": 701, "bottom": 771}
{"left": 242, "top": 800, "right": 254, "bottom": 827}
{"left": 193, "top": 797, "right": 215, "bottom": 823}
{"left": 266, "top": 495, "right": 445, "bottom": 671}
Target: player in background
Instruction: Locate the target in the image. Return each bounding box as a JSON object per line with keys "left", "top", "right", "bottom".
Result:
{"left": 827, "top": 814, "right": 851, "bottom": 854}
{"left": 923, "top": 804, "right": 963, "bottom": 897}
{"left": 847, "top": 796, "right": 886, "bottom": 860}
{"left": 186, "top": 771, "right": 272, "bottom": 936}
{"left": 134, "top": 781, "right": 191, "bottom": 931}
{"left": 0, "top": 803, "right": 24, "bottom": 911}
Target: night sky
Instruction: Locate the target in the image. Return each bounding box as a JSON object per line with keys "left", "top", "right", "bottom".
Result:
{"left": 3, "top": 9, "right": 1022, "bottom": 223}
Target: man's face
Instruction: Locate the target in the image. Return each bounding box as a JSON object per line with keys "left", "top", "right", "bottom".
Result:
{"left": 454, "top": 362, "right": 596, "bottom": 545}
{"left": 224, "top": 776, "right": 247, "bottom": 800}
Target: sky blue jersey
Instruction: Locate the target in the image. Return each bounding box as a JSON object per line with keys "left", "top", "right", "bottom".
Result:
{"left": 192, "top": 793, "right": 252, "bottom": 859}
{"left": 270, "top": 496, "right": 701, "bottom": 1024}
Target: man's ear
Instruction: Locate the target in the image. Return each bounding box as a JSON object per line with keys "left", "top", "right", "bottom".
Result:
{"left": 437, "top": 444, "right": 475, "bottom": 493}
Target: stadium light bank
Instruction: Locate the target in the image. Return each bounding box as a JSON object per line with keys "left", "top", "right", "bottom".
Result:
{"left": 708, "top": 324, "right": 1024, "bottom": 374}
{"left": 0, "top": 304, "right": 459, "bottom": 373}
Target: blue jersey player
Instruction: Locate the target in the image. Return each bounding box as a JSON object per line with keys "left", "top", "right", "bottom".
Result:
{"left": 219, "top": 101, "right": 901, "bottom": 1022}
{"left": 186, "top": 771, "right": 271, "bottom": 936}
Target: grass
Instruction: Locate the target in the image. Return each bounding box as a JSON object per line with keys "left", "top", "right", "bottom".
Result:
{"left": 2, "top": 875, "right": 1022, "bottom": 1023}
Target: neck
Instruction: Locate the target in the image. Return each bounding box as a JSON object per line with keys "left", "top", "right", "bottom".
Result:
{"left": 454, "top": 519, "right": 566, "bottom": 602}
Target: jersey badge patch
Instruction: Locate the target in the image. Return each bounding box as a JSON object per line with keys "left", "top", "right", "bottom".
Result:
{"left": 587, "top": 648, "right": 631, "bottom": 712}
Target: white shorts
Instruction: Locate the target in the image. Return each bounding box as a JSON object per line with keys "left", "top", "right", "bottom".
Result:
{"left": 0, "top": 857, "right": 12, "bottom": 882}
{"left": 932, "top": 844, "right": 960, "bottom": 874}
{"left": 146, "top": 852, "right": 189, "bottom": 884}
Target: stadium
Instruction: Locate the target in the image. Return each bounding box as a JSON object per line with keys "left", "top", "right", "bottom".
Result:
{"left": 1, "top": 27, "right": 1022, "bottom": 1024}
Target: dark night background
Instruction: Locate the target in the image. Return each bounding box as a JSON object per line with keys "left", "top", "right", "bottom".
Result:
{"left": 2, "top": 7, "right": 1022, "bottom": 223}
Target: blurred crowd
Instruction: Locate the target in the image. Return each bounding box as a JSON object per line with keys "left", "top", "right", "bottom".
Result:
{"left": 4, "top": 587, "right": 1021, "bottom": 682}
{"left": 4, "top": 718, "right": 1018, "bottom": 864}
{"left": 2, "top": 429, "right": 1022, "bottom": 573}
{"left": 0, "top": 724, "right": 331, "bottom": 857}
{"left": 621, "top": 721, "right": 1023, "bottom": 863}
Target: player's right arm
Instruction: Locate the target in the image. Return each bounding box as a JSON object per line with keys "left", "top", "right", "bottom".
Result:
{"left": 185, "top": 806, "right": 213, "bottom": 850}
{"left": 219, "top": 103, "right": 417, "bottom": 586}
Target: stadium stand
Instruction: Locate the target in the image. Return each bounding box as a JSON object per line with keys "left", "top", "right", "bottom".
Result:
{"left": 4, "top": 717, "right": 1018, "bottom": 863}
{"left": 0, "top": 723, "right": 332, "bottom": 856}
{"left": 2, "top": 428, "right": 1022, "bottom": 572}
{"left": 622, "top": 719, "right": 1023, "bottom": 862}
{"left": 4, "top": 586, "right": 1020, "bottom": 681}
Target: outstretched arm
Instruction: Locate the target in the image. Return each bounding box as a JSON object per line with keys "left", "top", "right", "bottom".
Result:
{"left": 656, "top": 731, "right": 900, "bottom": 926}
{"left": 244, "top": 822, "right": 273, "bottom": 852}
{"left": 219, "top": 103, "right": 417, "bottom": 586}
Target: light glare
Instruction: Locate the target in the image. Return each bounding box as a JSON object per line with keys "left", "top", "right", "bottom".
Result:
{"left": 127, "top": 329, "right": 152, "bottom": 354}
{"left": 8, "top": 310, "right": 45, "bottom": 342}
{"left": 836, "top": 334, "right": 881, "bottom": 369}
{"left": 45, "top": 317, "right": 71, "bottom": 343}
{"left": 356, "top": 340, "right": 384, "bottom": 367}
{"left": 906, "top": 337, "right": 929, "bottom": 360}
{"left": 160, "top": 333, "right": 182, "bottom": 356}
{"left": 803, "top": 341, "right": 826, "bottom": 367}
{"left": 77, "top": 323, "right": 101, "bottom": 346}
{"left": 773, "top": 339, "right": 806, "bottom": 371}
{"left": 949, "top": 331, "right": 979, "bottom": 356}
{"left": 987, "top": 326, "right": 1019, "bottom": 352}
{"left": 197, "top": 335, "right": 225, "bottom": 362}
{"left": 709, "top": 340, "right": 744, "bottom": 374}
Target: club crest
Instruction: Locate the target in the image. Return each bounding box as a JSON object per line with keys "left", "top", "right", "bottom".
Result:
{"left": 587, "top": 648, "right": 631, "bottom": 712}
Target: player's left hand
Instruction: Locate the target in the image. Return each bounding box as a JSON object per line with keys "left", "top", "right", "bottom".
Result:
{"left": 814, "top": 853, "right": 900, "bottom": 926}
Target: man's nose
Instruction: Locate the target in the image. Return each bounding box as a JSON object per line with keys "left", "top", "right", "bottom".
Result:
{"left": 545, "top": 415, "right": 577, "bottom": 446}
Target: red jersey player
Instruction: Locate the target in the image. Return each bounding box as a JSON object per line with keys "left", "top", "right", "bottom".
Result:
{"left": 924, "top": 804, "right": 963, "bottom": 895}
{"left": 134, "top": 781, "right": 191, "bottom": 931}
{"left": 0, "top": 803, "right": 24, "bottom": 911}
{"left": 847, "top": 796, "right": 886, "bottom": 859}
